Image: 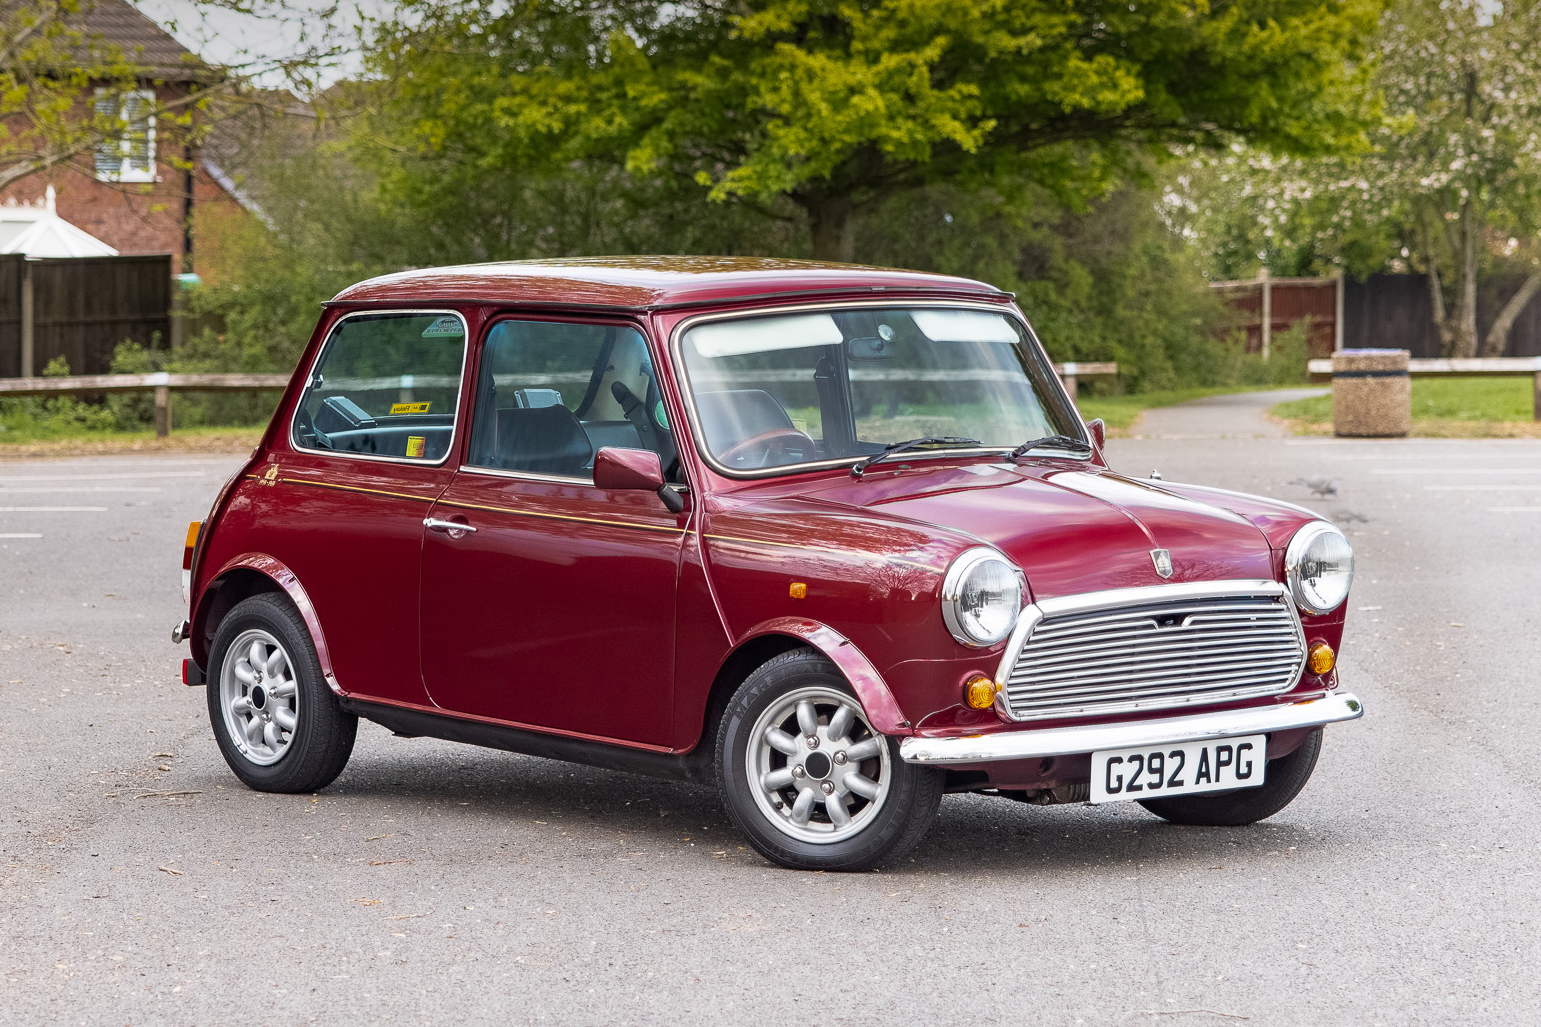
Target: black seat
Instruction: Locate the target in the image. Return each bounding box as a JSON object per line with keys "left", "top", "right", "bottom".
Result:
{"left": 491, "top": 405, "right": 594, "bottom": 477}
{"left": 694, "top": 389, "right": 795, "bottom": 451}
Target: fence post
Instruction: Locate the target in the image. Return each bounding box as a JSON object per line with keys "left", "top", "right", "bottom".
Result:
{"left": 1333, "top": 270, "right": 1345, "bottom": 353}
{"left": 1534, "top": 369, "right": 1540, "bottom": 422}
{"left": 1259, "top": 268, "right": 1272, "bottom": 361}
{"left": 1061, "top": 361, "right": 1079, "bottom": 400}
{"left": 151, "top": 371, "right": 171, "bottom": 437}
{"left": 19, "top": 259, "right": 34, "bottom": 377}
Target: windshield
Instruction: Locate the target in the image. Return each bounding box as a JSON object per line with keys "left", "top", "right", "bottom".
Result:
{"left": 677, "top": 306, "right": 1082, "bottom": 474}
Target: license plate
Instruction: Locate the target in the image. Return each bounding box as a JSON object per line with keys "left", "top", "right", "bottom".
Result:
{"left": 1090, "top": 734, "right": 1267, "bottom": 804}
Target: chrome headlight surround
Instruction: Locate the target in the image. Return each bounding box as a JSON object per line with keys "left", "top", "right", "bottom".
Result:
{"left": 940, "top": 547, "right": 1024, "bottom": 647}
{"left": 1284, "top": 521, "right": 1355, "bottom": 615}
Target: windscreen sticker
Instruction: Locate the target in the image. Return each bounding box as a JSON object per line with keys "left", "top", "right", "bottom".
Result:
{"left": 390, "top": 401, "right": 432, "bottom": 415}
{"left": 405, "top": 436, "right": 426, "bottom": 458}
{"left": 653, "top": 400, "right": 669, "bottom": 430}
{"left": 421, "top": 316, "right": 464, "bottom": 337}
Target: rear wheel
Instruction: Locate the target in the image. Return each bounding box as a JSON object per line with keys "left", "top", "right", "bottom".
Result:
{"left": 207, "top": 593, "right": 356, "bottom": 793}
{"left": 716, "top": 649, "right": 943, "bottom": 871}
{"left": 1138, "top": 729, "right": 1323, "bottom": 826}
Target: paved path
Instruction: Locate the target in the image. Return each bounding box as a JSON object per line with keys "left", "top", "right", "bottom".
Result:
{"left": 1, "top": 434, "right": 1539, "bottom": 1025}
{"left": 1131, "top": 387, "right": 1327, "bottom": 439}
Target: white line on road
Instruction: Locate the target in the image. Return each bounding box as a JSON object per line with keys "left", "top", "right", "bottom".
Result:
{"left": 1424, "top": 484, "right": 1541, "bottom": 491}
{"left": 0, "top": 533, "right": 42, "bottom": 538}
{"left": 0, "top": 471, "right": 210, "bottom": 482}
{"left": 1489, "top": 507, "right": 1541, "bottom": 512}
{"left": 0, "top": 487, "right": 162, "bottom": 493}
{"left": 1375, "top": 468, "right": 1541, "bottom": 475}
{"left": 0, "top": 506, "right": 108, "bottom": 512}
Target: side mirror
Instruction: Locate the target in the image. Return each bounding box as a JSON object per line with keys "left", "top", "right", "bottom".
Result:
{"left": 1086, "top": 418, "right": 1106, "bottom": 451}
{"left": 593, "top": 447, "right": 685, "bottom": 513}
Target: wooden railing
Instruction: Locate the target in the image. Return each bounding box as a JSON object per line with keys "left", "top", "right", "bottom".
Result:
{"left": 0, "top": 372, "right": 290, "bottom": 436}
{"left": 1307, "top": 357, "right": 1541, "bottom": 420}
{"left": 0, "top": 361, "right": 1120, "bottom": 438}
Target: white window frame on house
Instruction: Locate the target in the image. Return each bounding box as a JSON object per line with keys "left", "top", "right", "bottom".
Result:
{"left": 93, "top": 87, "right": 157, "bottom": 183}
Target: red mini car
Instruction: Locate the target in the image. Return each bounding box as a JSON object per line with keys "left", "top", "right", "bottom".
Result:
{"left": 176, "top": 258, "right": 1361, "bottom": 871}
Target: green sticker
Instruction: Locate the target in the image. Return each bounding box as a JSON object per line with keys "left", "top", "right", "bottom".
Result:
{"left": 421, "top": 316, "right": 464, "bottom": 338}
{"left": 653, "top": 401, "right": 669, "bottom": 429}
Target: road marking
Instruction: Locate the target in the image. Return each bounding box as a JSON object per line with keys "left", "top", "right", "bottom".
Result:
{"left": 0, "top": 487, "right": 162, "bottom": 494}
{"left": 0, "top": 533, "right": 42, "bottom": 539}
{"left": 1489, "top": 507, "right": 1541, "bottom": 513}
{"left": 0, "top": 506, "right": 108, "bottom": 512}
{"left": 1424, "top": 484, "right": 1541, "bottom": 491}
{"left": 1375, "top": 468, "right": 1541, "bottom": 475}
{"left": 0, "top": 471, "right": 210, "bottom": 482}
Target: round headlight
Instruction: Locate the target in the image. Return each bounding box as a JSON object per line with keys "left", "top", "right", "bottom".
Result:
{"left": 1285, "top": 521, "right": 1354, "bottom": 614}
{"left": 941, "top": 548, "right": 1023, "bottom": 647}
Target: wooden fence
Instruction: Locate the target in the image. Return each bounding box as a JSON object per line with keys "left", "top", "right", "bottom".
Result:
{"left": 1211, "top": 272, "right": 1342, "bottom": 359}
{"left": 0, "top": 253, "right": 173, "bottom": 378}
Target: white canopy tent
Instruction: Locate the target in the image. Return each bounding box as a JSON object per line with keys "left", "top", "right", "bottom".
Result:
{"left": 0, "top": 186, "right": 119, "bottom": 259}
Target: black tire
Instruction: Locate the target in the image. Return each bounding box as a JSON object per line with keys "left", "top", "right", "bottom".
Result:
{"left": 716, "top": 648, "right": 944, "bottom": 871}
{"left": 206, "top": 593, "right": 357, "bottom": 793}
{"left": 1138, "top": 729, "right": 1323, "bottom": 826}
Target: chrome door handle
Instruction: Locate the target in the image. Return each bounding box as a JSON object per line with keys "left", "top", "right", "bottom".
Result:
{"left": 424, "top": 517, "right": 476, "bottom": 534}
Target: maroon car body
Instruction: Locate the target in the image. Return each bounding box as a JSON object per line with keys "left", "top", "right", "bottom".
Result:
{"left": 178, "top": 258, "right": 1361, "bottom": 869}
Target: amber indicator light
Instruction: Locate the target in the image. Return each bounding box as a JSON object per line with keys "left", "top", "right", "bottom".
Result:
{"left": 964, "top": 675, "right": 997, "bottom": 710}
{"left": 1307, "top": 642, "right": 1336, "bottom": 675}
{"left": 182, "top": 521, "right": 201, "bottom": 570}
{"left": 789, "top": 582, "right": 807, "bottom": 599}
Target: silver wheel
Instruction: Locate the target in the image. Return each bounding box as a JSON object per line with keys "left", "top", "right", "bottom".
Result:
{"left": 745, "top": 685, "right": 893, "bottom": 844}
{"left": 219, "top": 628, "right": 299, "bottom": 767}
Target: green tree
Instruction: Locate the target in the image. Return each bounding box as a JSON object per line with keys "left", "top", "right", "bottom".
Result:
{"left": 368, "top": 0, "right": 1381, "bottom": 262}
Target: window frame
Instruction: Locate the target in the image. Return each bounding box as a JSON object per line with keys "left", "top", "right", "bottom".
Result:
{"left": 459, "top": 313, "right": 662, "bottom": 486}
{"left": 286, "top": 308, "right": 472, "bottom": 468}
{"left": 93, "top": 87, "right": 157, "bottom": 184}
{"left": 669, "top": 298, "right": 1087, "bottom": 481}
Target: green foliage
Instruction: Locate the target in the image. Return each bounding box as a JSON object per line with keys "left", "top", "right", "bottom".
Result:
{"left": 1273, "top": 376, "right": 1534, "bottom": 423}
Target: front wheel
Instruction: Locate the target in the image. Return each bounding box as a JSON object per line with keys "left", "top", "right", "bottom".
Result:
{"left": 716, "top": 649, "right": 943, "bottom": 871}
{"left": 1138, "top": 729, "right": 1323, "bottom": 826}
{"left": 207, "top": 593, "right": 357, "bottom": 793}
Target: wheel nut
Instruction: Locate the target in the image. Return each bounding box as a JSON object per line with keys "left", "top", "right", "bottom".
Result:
{"left": 820, "top": 781, "right": 835, "bottom": 795}
{"left": 833, "top": 752, "right": 848, "bottom": 765}
{"left": 805, "top": 736, "right": 820, "bottom": 749}
{"left": 791, "top": 765, "right": 807, "bottom": 778}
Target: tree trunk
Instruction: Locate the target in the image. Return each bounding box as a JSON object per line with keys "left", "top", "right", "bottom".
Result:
{"left": 1451, "top": 199, "right": 1481, "bottom": 358}
{"left": 1427, "top": 262, "right": 1456, "bottom": 357}
{"left": 1482, "top": 270, "right": 1541, "bottom": 357}
{"left": 807, "top": 197, "right": 857, "bottom": 263}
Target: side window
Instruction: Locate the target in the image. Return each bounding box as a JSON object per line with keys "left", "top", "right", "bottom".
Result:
{"left": 467, "top": 320, "right": 674, "bottom": 479}
{"left": 291, "top": 312, "right": 467, "bottom": 462}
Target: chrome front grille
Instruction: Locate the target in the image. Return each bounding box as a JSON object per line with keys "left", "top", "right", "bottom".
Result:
{"left": 996, "top": 581, "right": 1306, "bottom": 722}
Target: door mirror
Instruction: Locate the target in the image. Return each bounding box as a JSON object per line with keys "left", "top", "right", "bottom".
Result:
{"left": 1086, "top": 418, "right": 1106, "bottom": 451}
{"left": 593, "top": 447, "right": 685, "bottom": 513}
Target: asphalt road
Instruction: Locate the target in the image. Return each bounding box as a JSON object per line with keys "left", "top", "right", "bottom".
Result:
{"left": 2, "top": 396, "right": 1538, "bottom": 1026}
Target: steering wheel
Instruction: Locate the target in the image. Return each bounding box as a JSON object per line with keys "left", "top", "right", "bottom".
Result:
{"left": 718, "top": 428, "right": 816, "bottom": 469}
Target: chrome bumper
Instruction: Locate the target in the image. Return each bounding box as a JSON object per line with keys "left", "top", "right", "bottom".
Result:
{"left": 898, "top": 693, "right": 1363, "bottom": 765}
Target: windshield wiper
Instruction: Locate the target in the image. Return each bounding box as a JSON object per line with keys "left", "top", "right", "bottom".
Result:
{"left": 851, "top": 437, "right": 982, "bottom": 478}
{"left": 1010, "top": 433, "right": 1091, "bottom": 463}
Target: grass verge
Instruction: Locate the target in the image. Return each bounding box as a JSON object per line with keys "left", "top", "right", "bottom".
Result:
{"left": 1081, "top": 386, "right": 1310, "bottom": 435}
{"left": 0, "top": 426, "right": 264, "bottom": 460}
{"left": 1271, "top": 377, "right": 1541, "bottom": 438}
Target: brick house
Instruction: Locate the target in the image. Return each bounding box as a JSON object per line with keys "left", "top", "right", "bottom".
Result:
{"left": 0, "top": 0, "right": 256, "bottom": 277}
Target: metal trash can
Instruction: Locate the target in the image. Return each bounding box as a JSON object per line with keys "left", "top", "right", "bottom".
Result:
{"left": 1333, "top": 348, "right": 1410, "bottom": 438}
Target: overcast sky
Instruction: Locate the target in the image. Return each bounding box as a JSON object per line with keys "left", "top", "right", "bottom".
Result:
{"left": 132, "top": 0, "right": 393, "bottom": 88}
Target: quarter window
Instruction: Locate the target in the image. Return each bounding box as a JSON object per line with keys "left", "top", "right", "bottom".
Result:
{"left": 467, "top": 320, "right": 675, "bottom": 479}
{"left": 291, "top": 312, "right": 467, "bottom": 462}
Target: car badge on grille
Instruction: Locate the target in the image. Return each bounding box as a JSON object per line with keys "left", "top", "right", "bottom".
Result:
{"left": 1150, "top": 548, "right": 1173, "bottom": 578}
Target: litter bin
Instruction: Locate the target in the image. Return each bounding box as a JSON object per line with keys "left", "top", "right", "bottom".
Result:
{"left": 1333, "top": 348, "right": 1410, "bottom": 438}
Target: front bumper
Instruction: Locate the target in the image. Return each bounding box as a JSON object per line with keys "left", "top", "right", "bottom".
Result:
{"left": 898, "top": 693, "right": 1363, "bottom": 764}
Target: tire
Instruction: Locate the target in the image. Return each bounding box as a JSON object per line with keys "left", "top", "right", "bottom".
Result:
{"left": 716, "top": 648, "right": 943, "bottom": 871}
{"left": 1138, "top": 728, "right": 1323, "bottom": 826}
{"left": 207, "top": 593, "right": 357, "bottom": 793}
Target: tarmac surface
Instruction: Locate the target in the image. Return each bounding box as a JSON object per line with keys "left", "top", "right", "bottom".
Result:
{"left": 2, "top": 393, "right": 1538, "bottom": 1025}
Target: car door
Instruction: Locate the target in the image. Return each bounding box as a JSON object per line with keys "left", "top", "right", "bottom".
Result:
{"left": 259, "top": 308, "right": 471, "bottom": 705}
{"left": 419, "top": 317, "right": 686, "bottom": 746}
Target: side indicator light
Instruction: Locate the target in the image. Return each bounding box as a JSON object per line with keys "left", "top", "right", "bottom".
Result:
{"left": 1307, "top": 642, "right": 1336, "bottom": 675}
{"left": 789, "top": 582, "right": 807, "bottom": 599}
{"left": 964, "top": 675, "right": 997, "bottom": 710}
{"left": 182, "top": 521, "right": 201, "bottom": 571}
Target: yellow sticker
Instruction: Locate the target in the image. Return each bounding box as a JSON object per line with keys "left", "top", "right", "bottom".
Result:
{"left": 390, "top": 401, "right": 431, "bottom": 415}
{"left": 405, "top": 436, "right": 426, "bottom": 458}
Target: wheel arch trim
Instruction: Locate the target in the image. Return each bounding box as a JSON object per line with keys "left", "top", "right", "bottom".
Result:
{"left": 194, "top": 554, "right": 344, "bottom": 697}
{"left": 734, "top": 617, "right": 911, "bottom": 736}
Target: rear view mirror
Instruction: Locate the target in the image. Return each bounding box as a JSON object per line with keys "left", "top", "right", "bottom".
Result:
{"left": 593, "top": 447, "right": 685, "bottom": 513}
{"left": 846, "top": 336, "right": 894, "bottom": 360}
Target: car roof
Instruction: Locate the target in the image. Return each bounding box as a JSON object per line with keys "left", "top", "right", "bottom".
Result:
{"left": 329, "top": 256, "right": 1010, "bottom": 311}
